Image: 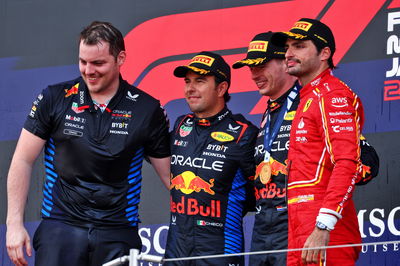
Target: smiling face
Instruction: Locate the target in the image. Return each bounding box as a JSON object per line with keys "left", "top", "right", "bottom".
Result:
{"left": 79, "top": 40, "right": 125, "bottom": 98}
{"left": 249, "top": 59, "right": 295, "bottom": 100}
{"left": 184, "top": 71, "right": 227, "bottom": 118}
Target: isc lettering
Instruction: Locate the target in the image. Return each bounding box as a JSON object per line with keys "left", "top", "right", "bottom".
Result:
{"left": 358, "top": 207, "right": 400, "bottom": 238}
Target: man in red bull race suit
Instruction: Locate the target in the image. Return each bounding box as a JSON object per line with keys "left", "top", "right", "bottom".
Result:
{"left": 232, "top": 31, "right": 379, "bottom": 265}
{"left": 164, "top": 51, "right": 258, "bottom": 266}
{"left": 271, "top": 18, "right": 369, "bottom": 265}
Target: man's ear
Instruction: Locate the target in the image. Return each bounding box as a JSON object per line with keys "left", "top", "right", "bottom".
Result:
{"left": 320, "top": 46, "right": 331, "bottom": 62}
{"left": 117, "top": 51, "right": 126, "bottom": 66}
{"left": 217, "top": 81, "right": 228, "bottom": 98}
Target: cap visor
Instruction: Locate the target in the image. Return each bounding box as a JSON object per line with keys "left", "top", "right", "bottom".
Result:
{"left": 233, "top": 58, "right": 267, "bottom": 69}
{"left": 173, "top": 66, "right": 190, "bottom": 77}
{"left": 174, "top": 65, "right": 211, "bottom": 77}
{"left": 271, "top": 31, "right": 310, "bottom": 47}
{"left": 232, "top": 60, "right": 247, "bottom": 69}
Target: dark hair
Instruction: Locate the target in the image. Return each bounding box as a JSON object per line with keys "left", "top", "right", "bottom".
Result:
{"left": 215, "top": 75, "right": 231, "bottom": 103}
{"left": 79, "top": 21, "right": 125, "bottom": 59}
{"left": 312, "top": 40, "right": 335, "bottom": 69}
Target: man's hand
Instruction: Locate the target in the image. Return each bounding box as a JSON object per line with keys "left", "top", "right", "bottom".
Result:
{"left": 6, "top": 224, "right": 32, "bottom": 266}
{"left": 301, "top": 227, "right": 330, "bottom": 264}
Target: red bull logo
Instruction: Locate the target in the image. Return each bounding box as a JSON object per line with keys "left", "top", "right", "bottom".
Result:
{"left": 254, "top": 158, "right": 288, "bottom": 180}
{"left": 170, "top": 171, "right": 215, "bottom": 195}
{"left": 361, "top": 164, "right": 371, "bottom": 177}
{"left": 197, "top": 119, "right": 210, "bottom": 126}
{"left": 358, "top": 164, "right": 372, "bottom": 183}
{"left": 170, "top": 196, "right": 221, "bottom": 217}
{"left": 65, "top": 83, "right": 79, "bottom": 98}
{"left": 255, "top": 182, "right": 286, "bottom": 200}
{"left": 111, "top": 113, "right": 132, "bottom": 118}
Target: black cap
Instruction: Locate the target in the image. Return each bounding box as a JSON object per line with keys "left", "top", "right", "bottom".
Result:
{"left": 271, "top": 18, "right": 335, "bottom": 54}
{"left": 174, "top": 51, "right": 231, "bottom": 86}
{"left": 232, "top": 31, "right": 286, "bottom": 69}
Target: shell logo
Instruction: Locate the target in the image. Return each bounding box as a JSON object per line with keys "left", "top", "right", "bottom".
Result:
{"left": 210, "top": 132, "right": 234, "bottom": 142}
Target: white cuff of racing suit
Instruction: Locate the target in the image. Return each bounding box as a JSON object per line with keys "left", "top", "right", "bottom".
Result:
{"left": 317, "top": 208, "right": 342, "bottom": 231}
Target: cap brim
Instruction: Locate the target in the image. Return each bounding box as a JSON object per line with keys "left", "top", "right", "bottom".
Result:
{"left": 232, "top": 58, "right": 267, "bottom": 69}
{"left": 232, "top": 60, "right": 247, "bottom": 69}
{"left": 173, "top": 65, "right": 210, "bottom": 77}
{"left": 271, "top": 31, "right": 310, "bottom": 47}
{"left": 173, "top": 66, "right": 190, "bottom": 77}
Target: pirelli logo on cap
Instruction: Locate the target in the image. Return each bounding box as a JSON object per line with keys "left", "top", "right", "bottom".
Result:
{"left": 292, "top": 21, "right": 313, "bottom": 32}
{"left": 190, "top": 55, "right": 215, "bottom": 67}
{"left": 248, "top": 41, "right": 268, "bottom": 52}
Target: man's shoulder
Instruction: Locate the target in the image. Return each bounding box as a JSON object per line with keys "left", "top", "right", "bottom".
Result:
{"left": 319, "top": 74, "right": 354, "bottom": 95}
{"left": 42, "top": 76, "right": 82, "bottom": 99}
{"left": 121, "top": 80, "right": 161, "bottom": 106}
{"left": 48, "top": 77, "right": 83, "bottom": 90}
{"left": 173, "top": 114, "right": 193, "bottom": 127}
{"left": 229, "top": 113, "right": 257, "bottom": 130}
{"left": 170, "top": 114, "right": 194, "bottom": 137}
{"left": 226, "top": 113, "right": 258, "bottom": 140}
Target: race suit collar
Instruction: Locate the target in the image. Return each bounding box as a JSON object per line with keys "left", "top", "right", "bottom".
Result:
{"left": 300, "top": 68, "right": 332, "bottom": 98}
{"left": 194, "top": 106, "right": 231, "bottom": 127}
{"left": 268, "top": 81, "right": 301, "bottom": 112}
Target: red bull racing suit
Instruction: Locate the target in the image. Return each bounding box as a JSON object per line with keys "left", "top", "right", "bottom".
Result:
{"left": 24, "top": 76, "right": 170, "bottom": 265}
{"left": 164, "top": 107, "right": 258, "bottom": 266}
{"left": 287, "top": 69, "right": 363, "bottom": 265}
{"left": 251, "top": 83, "right": 300, "bottom": 266}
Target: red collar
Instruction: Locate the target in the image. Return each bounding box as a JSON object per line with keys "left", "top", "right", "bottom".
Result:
{"left": 300, "top": 68, "right": 332, "bottom": 97}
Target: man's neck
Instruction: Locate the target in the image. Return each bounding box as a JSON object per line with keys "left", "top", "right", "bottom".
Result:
{"left": 194, "top": 104, "right": 225, "bottom": 119}
{"left": 269, "top": 76, "right": 297, "bottom": 101}
{"left": 90, "top": 80, "right": 120, "bottom": 104}
{"left": 299, "top": 65, "right": 330, "bottom": 87}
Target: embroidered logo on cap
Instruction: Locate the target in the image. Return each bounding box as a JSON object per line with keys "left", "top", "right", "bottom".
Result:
{"left": 190, "top": 55, "right": 215, "bottom": 67}
{"left": 292, "top": 21, "right": 313, "bottom": 31}
{"left": 248, "top": 41, "right": 268, "bottom": 52}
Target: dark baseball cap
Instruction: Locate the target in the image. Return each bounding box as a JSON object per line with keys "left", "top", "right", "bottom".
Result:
{"left": 232, "top": 31, "right": 286, "bottom": 69}
{"left": 174, "top": 51, "right": 231, "bottom": 86}
{"left": 271, "top": 18, "right": 335, "bottom": 54}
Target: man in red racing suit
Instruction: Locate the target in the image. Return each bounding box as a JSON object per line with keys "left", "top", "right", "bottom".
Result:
{"left": 272, "top": 18, "right": 364, "bottom": 265}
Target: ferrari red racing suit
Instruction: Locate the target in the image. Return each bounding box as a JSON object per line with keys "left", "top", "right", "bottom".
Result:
{"left": 287, "top": 69, "right": 363, "bottom": 265}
